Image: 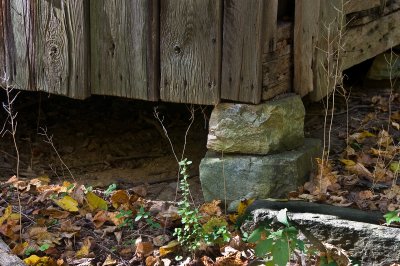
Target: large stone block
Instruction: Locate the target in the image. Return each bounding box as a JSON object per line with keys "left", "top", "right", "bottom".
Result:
{"left": 207, "top": 94, "right": 305, "bottom": 155}
{"left": 199, "top": 138, "right": 321, "bottom": 203}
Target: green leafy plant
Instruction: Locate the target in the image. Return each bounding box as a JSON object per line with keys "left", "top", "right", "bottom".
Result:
{"left": 203, "top": 217, "right": 230, "bottom": 245}
{"left": 247, "top": 209, "right": 306, "bottom": 266}
{"left": 24, "top": 247, "right": 36, "bottom": 256}
{"left": 173, "top": 159, "right": 204, "bottom": 252}
{"left": 116, "top": 209, "right": 134, "bottom": 229}
{"left": 384, "top": 210, "right": 400, "bottom": 225}
{"left": 39, "top": 243, "right": 50, "bottom": 252}
{"left": 104, "top": 183, "right": 117, "bottom": 196}
{"left": 135, "top": 206, "right": 161, "bottom": 229}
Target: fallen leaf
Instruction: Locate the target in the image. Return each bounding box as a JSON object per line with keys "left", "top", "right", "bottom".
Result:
{"left": 87, "top": 191, "right": 108, "bottom": 211}
{"left": 153, "top": 234, "right": 170, "bottom": 247}
{"left": 136, "top": 241, "right": 154, "bottom": 257}
{"left": 200, "top": 200, "right": 222, "bottom": 217}
{"left": 54, "top": 195, "right": 79, "bottom": 212}
{"left": 40, "top": 208, "right": 70, "bottom": 219}
{"left": 349, "top": 130, "right": 375, "bottom": 143}
{"left": 24, "top": 255, "right": 56, "bottom": 266}
{"left": 110, "top": 190, "right": 129, "bottom": 209}
{"left": 215, "top": 251, "right": 245, "bottom": 266}
{"left": 346, "top": 163, "right": 373, "bottom": 180}
{"left": 92, "top": 210, "right": 109, "bottom": 228}
{"left": 377, "top": 130, "right": 393, "bottom": 148}
{"left": 145, "top": 256, "right": 159, "bottom": 266}
{"left": 237, "top": 198, "right": 255, "bottom": 216}
{"left": 340, "top": 159, "right": 356, "bottom": 166}
{"left": 390, "top": 162, "right": 400, "bottom": 174}
{"left": 102, "top": 254, "right": 117, "bottom": 266}
{"left": 76, "top": 237, "right": 92, "bottom": 258}
{"left": 159, "top": 240, "right": 179, "bottom": 257}
{"left": 132, "top": 185, "right": 148, "bottom": 197}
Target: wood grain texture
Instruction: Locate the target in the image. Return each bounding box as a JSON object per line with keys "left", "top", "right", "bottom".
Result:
{"left": 6, "top": 0, "right": 34, "bottom": 90}
{"left": 221, "top": 0, "right": 264, "bottom": 104}
{"left": 294, "top": 0, "right": 320, "bottom": 97}
{"left": 91, "top": 0, "right": 158, "bottom": 100}
{"left": 345, "top": 0, "right": 380, "bottom": 14}
{"left": 35, "top": 0, "right": 89, "bottom": 99}
{"left": 343, "top": 10, "right": 400, "bottom": 69}
{"left": 309, "top": 0, "right": 343, "bottom": 101}
{"left": 262, "top": 22, "right": 293, "bottom": 100}
{"left": 160, "top": 0, "right": 221, "bottom": 104}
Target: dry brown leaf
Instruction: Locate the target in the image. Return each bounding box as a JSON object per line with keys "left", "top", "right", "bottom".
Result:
{"left": 215, "top": 251, "right": 246, "bottom": 266}
{"left": 357, "top": 190, "right": 374, "bottom": 200}
{"left": 132, "top": 185, "right": 148, "bottom": 197}
{"left": 136, "top": 241, "right": 154, "bottom": 257}
{"left": 60, "top": 220, "right": 81, "bottom": 232}
{"left": 346, "top": 163, "right": 373, "bottom": 180}
{"left": 110, "top": 190, "right": 130, "bottom": 209}
{"left": 377, "top": 130, "right": 393, "bottom": 148}
{"left": 200, "top": 200, "right": 222, "bottom": 217}
{"left": 92, "top": 210, "right": 109, "bottom": 228}
{"left": 201, "top": 256, "right": 215, "bottom": 266}
{"left": 40, "top": 208, "right": 70, "bottom": 219}
{"left": 102, "top": 254, "right": 117, "bottom": 266}
{"left": 145, "top": 256, "right": 159, "bottom": 266}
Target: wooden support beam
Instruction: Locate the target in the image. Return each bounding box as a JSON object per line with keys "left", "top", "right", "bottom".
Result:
{"left": 343, "top": 10, "right": 400, "bottom": 70}
{"left": 344, "top": 0, "right": 380, "bottom": 14}
{"left": 221, "top": 0, "right": 266, "bottom": 104}
{"left": 160, "top": 0, "right": 221, "bottom": 105}
{"left": 91, "top": 0, "right": 158, "bottom": 101}
{"left": 294, "top": 0, "right": 320, "bottom": 97}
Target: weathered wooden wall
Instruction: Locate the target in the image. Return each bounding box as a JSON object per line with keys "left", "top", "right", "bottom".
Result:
{"left": 0, "top": 0, "right": 292, "bottom": 105}
{"left": 1, "top": 0, "right": 90, "bottom": 99}
{"left": 295, "top": 0, "right": 400, "bottom": 101}
{"left": 2, "top": 1, "right": 400, "bottom": 104}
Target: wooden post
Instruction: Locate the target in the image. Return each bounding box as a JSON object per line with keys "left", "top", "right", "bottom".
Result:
{"left": 220, "top": 0, "right": 266, "bottom": 104}
{"left": 160, "top": 0, "right": 222, "bottom": 105}
{"left": 90, "top": 0, "right": 159, "bottom": 101}
{"left": 294, "top": 0, "right": 320, "bottom": 97}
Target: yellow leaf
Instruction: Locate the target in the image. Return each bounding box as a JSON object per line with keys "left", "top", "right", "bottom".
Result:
{"left": 340, "top": 159, "right": 356, "bottom": 166}
{"left": 0, "top": 205, "right": 12, "bottom": 225}
{"left": 87, "top": 191, "right": 108, "bottom": 211}
{"left": 390, "top": 162, "right": 400, "bottom": 173}
{"left": 24, "top": 255, "right": 55, "bottom": 266}
{"left": 159, "top": 240, "right": 179, "bottom": 257}
{"left": 54, "top": 195, "right": 79, "bottom": 212}
{"left": 76, "top": 237, "right": 91, "bottom": 258}
{"left": 237, "top": 198, "right": 254, "bottom": 216}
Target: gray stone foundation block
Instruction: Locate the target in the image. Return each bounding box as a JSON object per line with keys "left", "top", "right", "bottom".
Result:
{"left": 199, "top": 138, "right": 321, "bottom": 203}
{"left": 207, "top": 94, "right": 305, "bottom": 155}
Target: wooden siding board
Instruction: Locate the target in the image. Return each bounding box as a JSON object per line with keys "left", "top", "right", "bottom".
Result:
{"left": 345, "top": 0, "right": 381, "bottom": 14}
{"left": 160, "top": 0, "right": 221, "bottom": 105}
{"left": 294, "top": 0, "right": 320, "bottom": 97}
{"left": 343, "top": 10, "right": 400, "bottom": 70}
{"left": 35, "top": 0, "right": 89, "bottom": 99}
{"left": 7, "top": 0, "right": 32, "bottom": 90}
{"left": 91, "top": 0, "right": 157, "bottom": 101}
{"left": 221, "top": 0, "right": 264, "bottom": 104}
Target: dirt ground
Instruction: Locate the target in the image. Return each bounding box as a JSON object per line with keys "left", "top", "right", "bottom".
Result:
{"left": 0, "top": 82, "right": 399, "bottom": 208}
{"left": 0, "top": 92, "right": 210, "bottom": 205}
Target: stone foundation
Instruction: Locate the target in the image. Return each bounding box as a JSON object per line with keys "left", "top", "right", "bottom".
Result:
{"left": 199, "top": 94, "right": 321, "bottom": 203}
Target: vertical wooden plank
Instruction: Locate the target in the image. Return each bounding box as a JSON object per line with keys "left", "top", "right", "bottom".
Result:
{"left": 160, "top": 0, "right": 221, "bottom": 104}
{"left": 221, "top": 0, "right": 264, "bottom": 104}
{"left": 263, "top": 0, "right": 279, "bottom": 54}
{"left": 91, "top": 0, "right": 158, "bottom": 101}
{"left": 35, "top": 0, "right": 89, "bottom": 99}
{"left": 310, "top": 0, "right": 342, "bottom": 101}
{"left": 6, "top": 0, "right": 34, "bottom": 90}
{"left": 0, "top": 0, "right": 6, "bottom": 82}
{"left": 294, "top": 0, "right": 320, "bottom": 97}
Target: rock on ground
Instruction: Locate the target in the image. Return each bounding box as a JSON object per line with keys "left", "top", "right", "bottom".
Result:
{"left": 200, "top": 138, "right": 321, "bottom": 203}
{"left": 250, "top": 209, "right": 400, "bottom": 266}
{"left": 207, "top": 94, "right": 305, "bottom": 155}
